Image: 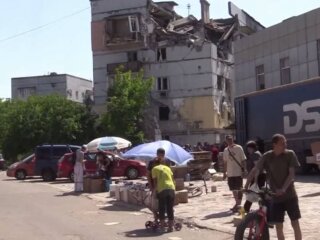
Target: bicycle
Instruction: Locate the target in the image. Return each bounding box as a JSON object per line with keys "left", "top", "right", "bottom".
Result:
{"left": 234, "top": 188, "right": 274, "bottom": 240}
{"left": 186, "top": 171, "right": 209, "bottom": 198}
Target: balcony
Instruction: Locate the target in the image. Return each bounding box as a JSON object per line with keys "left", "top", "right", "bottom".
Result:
{"left": 107, "top": 61, "right": 143, "bottom": 74}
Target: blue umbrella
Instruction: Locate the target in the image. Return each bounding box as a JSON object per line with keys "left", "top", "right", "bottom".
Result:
{"left": 122, "top": 140, "right": 194, "bottom": 166}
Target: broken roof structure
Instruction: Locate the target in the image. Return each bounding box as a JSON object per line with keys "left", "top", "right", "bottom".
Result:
{"left": 148, "top": 0, "right": 263, "bottom": 60}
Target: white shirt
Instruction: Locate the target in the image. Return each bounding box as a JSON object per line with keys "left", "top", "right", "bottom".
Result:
{"left": 223, "top": 144, "right": 246, "bottom": 177}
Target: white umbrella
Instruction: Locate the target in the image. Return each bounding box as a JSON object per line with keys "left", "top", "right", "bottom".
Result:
{"left": 87, "top": 136, "right": 131, "bottom": 152}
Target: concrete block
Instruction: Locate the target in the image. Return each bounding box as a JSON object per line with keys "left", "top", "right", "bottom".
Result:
{"left": 211, "top": 185, "right": 217, "bottom": 192}
{"left": 175, "top": 189, "right": 188, "bottom": 204}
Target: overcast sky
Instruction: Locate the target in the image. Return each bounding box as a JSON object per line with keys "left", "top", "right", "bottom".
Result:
{"left": 1, "top": 0, "right": 319, "bottom": 98}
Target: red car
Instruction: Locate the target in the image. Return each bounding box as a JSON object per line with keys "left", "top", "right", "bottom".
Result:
{"left": 7, "top": 154, "right": 35, "bottom": 180}
{"left": 57, "top": 151, "right": 147, "bottom": 181}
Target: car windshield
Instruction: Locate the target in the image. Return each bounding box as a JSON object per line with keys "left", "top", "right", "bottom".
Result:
{"left": 22, "top": 154, "right": 35, "bottom": 163}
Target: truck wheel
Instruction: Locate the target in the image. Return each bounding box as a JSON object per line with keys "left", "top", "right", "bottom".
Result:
{"left": 42, "top": 169, "right": 56, "bottom": 182}
{"left": 126, "top": 167, "right": 139, "bottom": 180}
{"left": 15, "top": 170, "right": 27, "bottom": 180}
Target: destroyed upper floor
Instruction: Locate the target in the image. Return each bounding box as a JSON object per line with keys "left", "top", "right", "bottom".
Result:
{"left": 90, "top": 0, "right": 264, "bottom": 58}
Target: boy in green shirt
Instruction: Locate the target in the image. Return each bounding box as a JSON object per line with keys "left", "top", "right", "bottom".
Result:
{"left": 151, "top": 148, "right": 176, "bottom": 231}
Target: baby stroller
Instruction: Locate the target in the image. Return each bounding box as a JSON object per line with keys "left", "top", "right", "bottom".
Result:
{"left": 144, "top": 191, "right": 182, "bottom": 232}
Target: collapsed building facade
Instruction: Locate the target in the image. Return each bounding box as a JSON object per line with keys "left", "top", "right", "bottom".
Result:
{"left": 90, "top": 0, "right": 263, "bottom": 145}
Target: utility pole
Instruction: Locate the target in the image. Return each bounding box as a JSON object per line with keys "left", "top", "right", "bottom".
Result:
{"left": 187, "top": 3, "right": 191, "bottom": 16}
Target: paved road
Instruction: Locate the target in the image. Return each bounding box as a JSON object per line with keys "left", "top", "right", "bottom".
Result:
{"left": 0, "top": 172, "right": 233, "bottom": 240}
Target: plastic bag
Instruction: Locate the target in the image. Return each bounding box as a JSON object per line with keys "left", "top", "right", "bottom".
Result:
{"left": 245, "top": 183, "right": 260, "bottom": 202}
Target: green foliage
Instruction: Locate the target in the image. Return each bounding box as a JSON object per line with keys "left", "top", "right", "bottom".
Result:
{"left": 99, "top": 67, "right": 153, "bottom": 144}
{"left": 0, "top": 95, "right": 97, "bottom": 162}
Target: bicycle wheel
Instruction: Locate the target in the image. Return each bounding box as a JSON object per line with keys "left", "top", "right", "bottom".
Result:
{"left": 188, "top": 187, "right": 203, "bottom": 198}
{"left": 234, "top": 212, "right": 269, "bottom": 240}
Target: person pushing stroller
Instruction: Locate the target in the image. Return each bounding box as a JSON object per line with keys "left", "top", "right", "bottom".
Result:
{"left": 148, "top": 148, "right": 175, "bottom": 231}
{"left": 150, "top": 148, "right": 176, "bottom": 231}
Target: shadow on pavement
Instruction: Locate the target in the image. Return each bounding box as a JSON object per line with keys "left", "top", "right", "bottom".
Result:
{"left": 301, "top": 192, "right": 320, "bottom": 198}
{"left": 202, "top": 210, "right": 233, "bottom": 220}
{"left": 49, "top": 180, "right": 71, "bottom": 184}
{"left": 55, "top": 191, "right": 83, "bottom": 197}
{"left": 2, "top": 178, "right": 18, "bottom": 181}
{"left": 124, "top": 229, "right": 164, "bottom": 238}
{"left": 99, "top": 202, "right": 144, "bottom": 212}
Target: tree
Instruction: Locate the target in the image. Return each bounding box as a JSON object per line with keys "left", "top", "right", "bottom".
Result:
{"left": 99, "top": 68, "right": 153, "bottom": 144}
{"left": 0, "top": 95, "right": 97, "bottom": 162}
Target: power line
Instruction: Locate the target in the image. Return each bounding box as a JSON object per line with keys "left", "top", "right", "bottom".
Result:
{"left": 0, "top": 7, "right": 90, "bottom": 43}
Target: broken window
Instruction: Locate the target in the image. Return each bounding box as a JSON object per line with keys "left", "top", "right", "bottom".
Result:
{"left": 157, "top": 77, "right": 168, "bottom": 91}
{"left": 128, "top": 16, "right": 140, "bottom": 32}
{"left": 105, "top": 15, "right": 140, "bottom": 43}
{"left": 127, "top": 51, "right": 138, "bottom": 62}
{"left": 256, "top": 65, "right": 265, "bottom": 90}
{"left": 217, "top": 75, "right": 223, "bottom": 90}
{"left": 280, "top": 57, "right": 291, "bottom": 85}
{"left": 225, "top": 78, "right": 231, "bottom": 96}
{"left": 157, "top": 48, "right": 167, "bottom": 61}
{"left": 159, "top": 106, "right": 170, "bottom": 121}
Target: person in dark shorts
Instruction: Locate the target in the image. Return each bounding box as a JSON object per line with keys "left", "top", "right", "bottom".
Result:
{"left": 243, "top": 140, "right": 266, "bottom": 213}
{"left": 245, "top": 134, "right": 302, "bottom": 240}
{"left": 223, "top": 135, "right": 247, "bottom": 212}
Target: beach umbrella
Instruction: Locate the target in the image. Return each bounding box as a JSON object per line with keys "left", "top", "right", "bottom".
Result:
{"left": 87, "top": 136, "right": 131, "bottom": 152}
{"left": 122, "top": 140, "right": 193, "bottom": 165}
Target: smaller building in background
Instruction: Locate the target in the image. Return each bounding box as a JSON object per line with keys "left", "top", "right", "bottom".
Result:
{"left": 234, "top": 7, "right": 320, "bottom": 96}
{"left": 11, "top": 73, "right": 93, "bottom": 103}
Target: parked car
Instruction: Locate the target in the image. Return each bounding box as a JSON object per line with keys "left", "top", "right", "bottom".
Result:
{"left": 6, "top": 144, "right": 80, "bottom": 181}
{"left": 7, "top": 154, "right": 35, "bottom": 180}
{"left": 0, "top": 153, "right": 5, "bottom": 170}
{"left": 35, "top": 144, "right": 81, "bottom": 181}
{"left": 57, "top": 151, "right": 147, "bottom": 181}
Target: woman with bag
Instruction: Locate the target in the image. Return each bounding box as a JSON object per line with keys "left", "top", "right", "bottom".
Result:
{"left": 243, "top": 141, "right": 266, "bottom": 213}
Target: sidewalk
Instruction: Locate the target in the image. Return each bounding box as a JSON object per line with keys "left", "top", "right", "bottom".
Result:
{"left": 42, "top": 175, "right": 320, "bottom": 240}
{"left": 173, "top": 175, "right": 320, "bottom": 240}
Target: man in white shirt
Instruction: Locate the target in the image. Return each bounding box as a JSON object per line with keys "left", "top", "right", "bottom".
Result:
{"left": 223, "top": 135, "right": 246, "bottom": 212}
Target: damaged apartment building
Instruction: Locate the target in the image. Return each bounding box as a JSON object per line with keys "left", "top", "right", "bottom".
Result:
{"left": 90, "top": 0, "right": 263, "bottom": 144}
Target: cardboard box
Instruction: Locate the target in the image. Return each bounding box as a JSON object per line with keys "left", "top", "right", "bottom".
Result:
{"left": 175, "top": 189, "right": 188, "bottom": 203}
{"left": 90, "top": 178, "right": 104, "bottom": 193}
{"left": 211, "top": 185, "right": 217, "bottom": 192}
{"left": 83, "top": 177, "right": 104, "bottom": 193}
{"left": 175, "top": 178, "right": 185, "bottom": 191}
